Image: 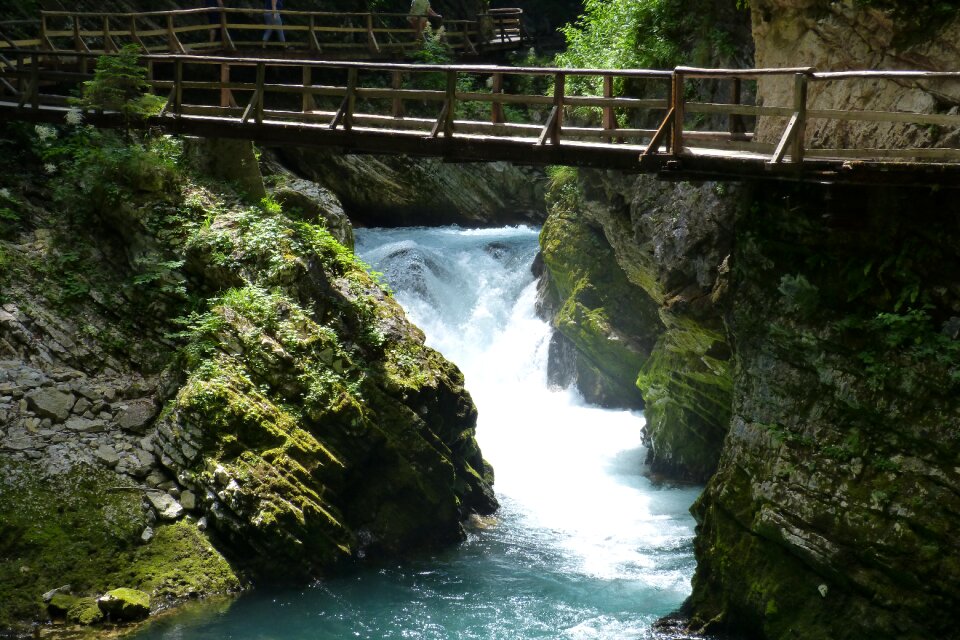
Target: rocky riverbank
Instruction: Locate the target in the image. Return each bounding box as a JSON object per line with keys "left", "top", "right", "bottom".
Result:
{"left": 0, "top": 127, "right": 496, "bottom": 635}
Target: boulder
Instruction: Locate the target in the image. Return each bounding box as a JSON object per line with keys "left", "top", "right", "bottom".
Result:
{"left": 97, "top": 588, "right": 150, "bottom": 621}
{"left": 67, "top": 598, "right": 104, "bottom": 625}
{"left": 272, "top": 179, "right": 355, "bottom": 249}
{"left": 25, "top": 388, "right": 75, "bottom": 421}
{"left": 116, "top": 399, "right": 157, "bottom": 434}
{"left": 94, "top": 445, "right": 120, "bottom": 468}
{"left": 146, "top": 492, "right": 183, "bottom": 521}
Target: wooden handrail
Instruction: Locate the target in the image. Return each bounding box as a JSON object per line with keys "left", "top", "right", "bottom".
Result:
{"left": 4, "top": 50, "right": 960, "bottom": 172}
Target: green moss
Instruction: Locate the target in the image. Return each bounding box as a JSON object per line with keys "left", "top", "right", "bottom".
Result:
{"left": 540, "top": 207, "right": 661, "bottom": 406}
{"left": 636, "top": 316, "right": 731, "bottom": 481}
{"left": 99, "top": 587, "right": 150, "bottom": 621}
{"left": 0, "top": 461, "right": 148, "bottom": 629}
{"left": 0, "top": 461, "right": 241, "bottom": 632}
{"left": 121, "top": 521, "right": 240, "bottom": 601}
{"left": 67, "top": 598, "right": 104, "bottom": 626}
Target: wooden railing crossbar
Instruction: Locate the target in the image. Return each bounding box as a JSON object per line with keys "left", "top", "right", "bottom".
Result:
{"left": 29, "top": 8, "right": 528, "bottom": 59}
{"left": 2, "top": 50, "right": 960, "bottom": 170}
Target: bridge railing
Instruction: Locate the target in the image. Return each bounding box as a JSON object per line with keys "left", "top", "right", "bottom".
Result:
{"left": 2, "top": 50, "right": 960, "bottom": 168}
{"left": 30, "top": 8, "right": 526, "bottom": 58}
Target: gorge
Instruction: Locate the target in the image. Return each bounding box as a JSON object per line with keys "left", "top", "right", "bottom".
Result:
{"left": 1, "top": 1, "right": 959, "bottom": 639}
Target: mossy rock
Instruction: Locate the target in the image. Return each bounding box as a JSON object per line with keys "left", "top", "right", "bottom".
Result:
{"left": 97, "top": 588, "right": 150, "bottom": 621}
{"left": 540, "top": 207, "right": 661, "bottom": 408}
{"left": 67, "top": 597, "right": 104, "bottom": 626}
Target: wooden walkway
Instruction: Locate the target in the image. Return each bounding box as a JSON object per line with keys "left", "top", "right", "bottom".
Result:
{"left": 3, "top": 50, "right": 960, "bottom": 185}
{"left": 0, "top": 8, "right": 528, "bottom": 61}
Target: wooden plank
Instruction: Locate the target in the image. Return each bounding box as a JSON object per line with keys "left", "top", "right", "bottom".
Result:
{"left": 792, "top": 72, "right": 807, "bottom": 163}
{"left": 642, "top": 107, "right": 674, "bottom": 156}
{"left": 330, "top": 67, "right": 357, "bottom": 130}
{"left": 491, "top": 72, "right": 504, "bottom": 124}
{"left": 769, "top": 112, "right": 799, "bottom": 164}
{"left": 456, "top": 91, "right": 553, "bottom": 106}
{"left": 812, "top": 70, "right": 960, "bottom": 80}
{"left": 676, "top": 65, "right": 815, "bottom": 79}
{"left": 670, "top": 71, "right": 684, "bottom": 153}
{"left": 538, "top": 105, "right": 559, "bottom": 145}
{"left": 391, "top": 69, "right": 404, "bottom": 118}
{"left": 805, "top": 147, "right": 960, "bottom": 160}
{"left": 806, "top": 107, "right": 960, "bottom": 127}
{"left": 685, "top": 102, "right": 794, "bottom": 118}
{"left": 302, "top": 66, "right": 316, "bottom": 113}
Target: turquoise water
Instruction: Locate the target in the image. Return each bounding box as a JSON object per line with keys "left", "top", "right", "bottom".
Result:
{"left": 133, "top": 226, "right": 700, "bottom": 640}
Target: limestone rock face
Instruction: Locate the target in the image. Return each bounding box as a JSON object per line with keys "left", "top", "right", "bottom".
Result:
{"left": 688, "top": 185, "right": 960, "bottom": 639}
{"left": 751, "top": 0, "right": 960, "bottom": 150}
{"left": 278, "top": 148, "right": 547, "bottom": 227}
{"left": 538, "top": 172, "right": 736, "bottom": 481}
{"left": 154, "top": 202, "right": 497, "bottom": 575}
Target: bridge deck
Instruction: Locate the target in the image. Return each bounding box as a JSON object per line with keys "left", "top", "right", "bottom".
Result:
{"left": 2, "top": 52, "right": 960, "bottom": 186}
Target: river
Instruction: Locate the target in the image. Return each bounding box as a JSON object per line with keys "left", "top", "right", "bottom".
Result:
{"left": 132, "top": 225, "right": 700, "bottom": 640}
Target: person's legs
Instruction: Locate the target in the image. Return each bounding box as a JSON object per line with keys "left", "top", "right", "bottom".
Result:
{"left": 263, "top": 11, "right": 275, "bottom": 42}
{"left": 276, "top": 13, "right": 286, "bottom": 43}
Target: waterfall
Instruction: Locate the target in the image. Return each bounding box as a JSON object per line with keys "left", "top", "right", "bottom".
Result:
{"left": 134, "top": 225, "right": 699, "bottom": 640}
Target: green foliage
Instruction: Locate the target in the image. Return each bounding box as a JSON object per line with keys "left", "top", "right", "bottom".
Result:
{"left": 0, "top": 188, "right": 22, "bottom": 239}
{"left": 545, "top": 165, "right": 581, "bottom": 211}
{"left": 76, "top": 45, "right": 165, "bottom": 122}
{"left": 36, "top": 126, "right": 179, "bottom": 221}
{"left": 557, "top": 0, "right": 679, "bottom": 74}
{"left": 778, "top": 273, "right": 820, "bottom": 317}
{"left": 410, "top": 25, "right": 453, "bottom": 65}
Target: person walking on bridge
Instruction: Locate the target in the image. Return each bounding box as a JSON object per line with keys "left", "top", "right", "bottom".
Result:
{"left": 263, "top": 0, "right": 286, "bottom": 45}
{"left": 408, "top": 0, "right": 441, "bottom": 41}
{"left": 204, "top": 0, "right": 226, "bottom": 43}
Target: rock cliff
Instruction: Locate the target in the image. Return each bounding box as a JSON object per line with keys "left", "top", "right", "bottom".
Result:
{"left": 536, "top": 2, "right": 960, "bottom": 637}
{"left": 0, "top": 126, "right": 496, "bottom": 633}
{"left": 751, "top": 0, "right": 960, "bottom": 149}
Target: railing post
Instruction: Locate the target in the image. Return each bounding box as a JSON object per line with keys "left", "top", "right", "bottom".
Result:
{"left": 167, "top": 14, "right": 185, "bottom": 54}
{"left": 29, "top": 58, "right": 39, "bottom": 109}
{"left": 444, "top": 69, "right": 457, "bottom": 137}
{"left": 391, "top": 69, "right": 404, "bottom": 118}
{"left": 309, "top": 14, "right": 321, "bottom": 52}
{"left": 345, "top": 67, "right": 357, "bottom": 130}
{"left": 491, "top": 72, "right": 504, "bottom": 124}
{"left": 302, "top": 65, "right": 316, "bottom": 113}
{"left": 73, "top": 16, "right": 86, "bottom": 57}
{"left": 15, "top": 52, "right": 22, "bottom": 97}
{"left": 174, "top": 58, "right": 183, "bottom": 116}
{"left": 729, "top": 77, "right": 746, "bottom": 139}
{"left": 103, "top": 16, "right": 117, "bottom": 53}
{"left": 792, "top": 72, "right": 808, "bottom": 163}
{"left": 365, "top": 13, "right": 380, "bottom": 54}
{"left": 670, "top": 69, "right": 685, "bottom": 154}
{"left": 602, "top": 74, "right": 617, "bottom": 143}
{"left": 255, "top": 62, "right": 266, "bottom": 124}
{"left": 39, "top": 14, "right": 51, "bottom": 50}
{"left": 552, "top": 72, "right": 565, "bottom": 144}
{"left": 131, "top": 17, "right": 146, "bottom": 52}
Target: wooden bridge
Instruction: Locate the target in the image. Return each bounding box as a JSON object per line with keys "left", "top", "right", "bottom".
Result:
{"left": 2, "top": 49, "right": 960, "bottom": 185}
{"left": 0, "top": 7, "right": 528, "bottom": 60}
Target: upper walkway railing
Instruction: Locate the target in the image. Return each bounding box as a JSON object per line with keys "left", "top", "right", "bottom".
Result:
{"left": 1, "top": 50, "right": 960, "bottom": 183}
{"left": 0, "top": 8, "right": 527, "bottom": 60}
